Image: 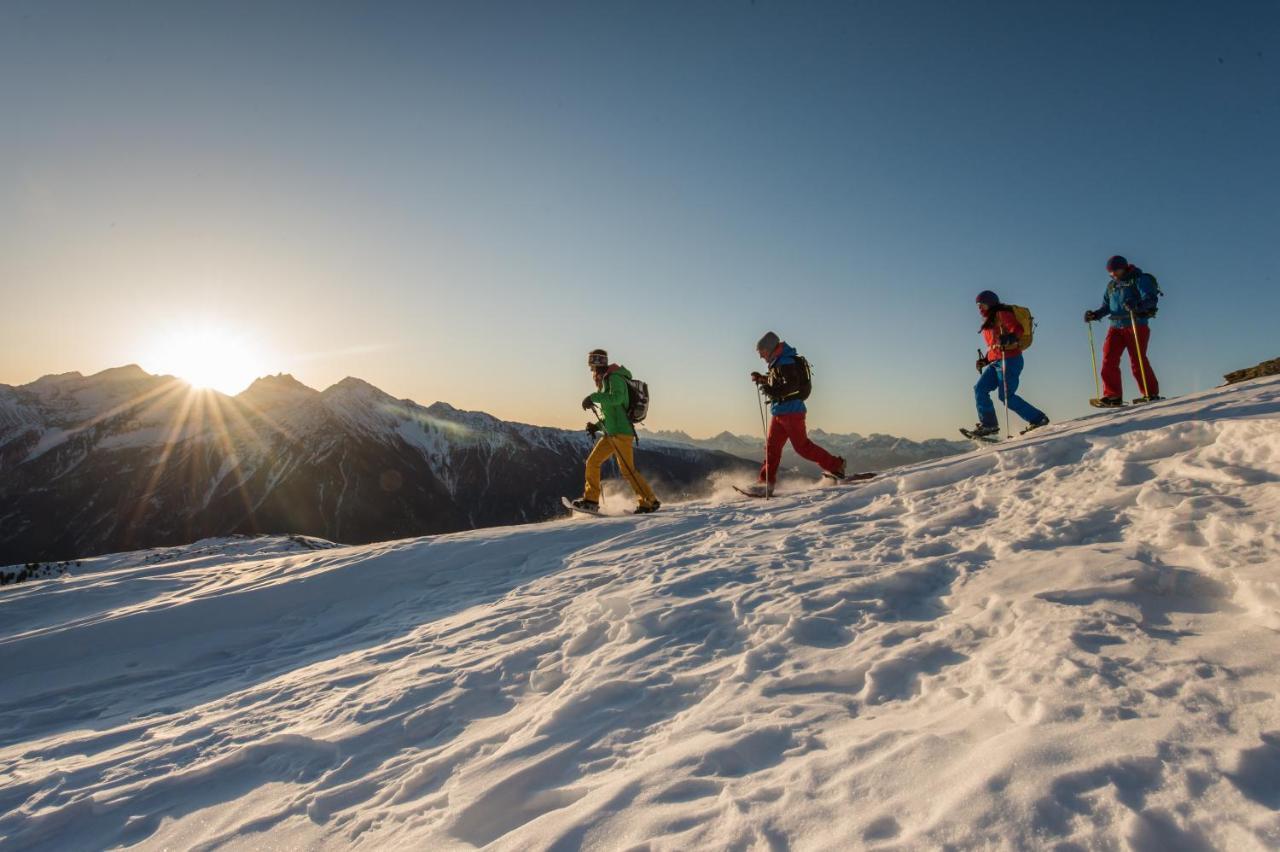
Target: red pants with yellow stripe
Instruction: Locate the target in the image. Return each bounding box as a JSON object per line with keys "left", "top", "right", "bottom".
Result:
{"left": 1101, "top": 325, "right": 1159, "bottom": 399}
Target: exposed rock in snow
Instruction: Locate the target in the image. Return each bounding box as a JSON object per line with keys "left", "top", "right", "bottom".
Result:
{"left": 2, "top": 377, "right": 1278, "bottom": 849}
{"left": 1225, "top": 357, "right": 1280, "bottom": 385}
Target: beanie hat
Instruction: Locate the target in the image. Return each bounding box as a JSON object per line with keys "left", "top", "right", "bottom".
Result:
{"left": 975, "top": 290, "right": 1000, "bottom": 307}
{"left": 1106, "top": 255, "right": 1129, "bottom": 273}
{"left": 755, "top": 331, "right": 780, "bottom": 354}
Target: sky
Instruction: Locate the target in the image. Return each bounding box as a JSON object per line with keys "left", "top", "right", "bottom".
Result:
{"left": 2, "top": 0, "right": 1276, "bottom": 440}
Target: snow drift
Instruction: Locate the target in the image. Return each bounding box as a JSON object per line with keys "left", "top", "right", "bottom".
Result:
{"left": 2, "top": 378, "right": 1280, "bottom": 850}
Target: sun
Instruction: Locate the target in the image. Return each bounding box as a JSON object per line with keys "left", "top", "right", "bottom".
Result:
{"left": 143, "top": 324, "right": 267, "bottom": 396}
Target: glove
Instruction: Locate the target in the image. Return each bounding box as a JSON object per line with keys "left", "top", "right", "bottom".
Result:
{"left": 581, "top": 395, "right": 595, "bottom": 411}
{"left": 976, "top": 357, "right": 988, "bottom": 374}
{"left": 750, "top": 371, "right": 766, "bottom": 385}
{"left": 586, "top": 421, "right": 601, "bottom": 437}
{"left": 1084, "top": 310, "right": 1099, "bottom": 322}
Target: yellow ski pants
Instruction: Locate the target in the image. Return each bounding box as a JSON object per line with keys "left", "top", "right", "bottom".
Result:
{"left": 583, "top": 434, "right": 658, "bottom": 507}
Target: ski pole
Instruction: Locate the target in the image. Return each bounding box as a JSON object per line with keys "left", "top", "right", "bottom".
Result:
{"left": 999, "top": 347, "right": 1012, "bottom": 438}
{"left": 1128, "top": 308, "right": 1151, "bottom": 400}
{"left": 1087, "top": 321, "right": 1101, "bottom": 399}
{"left": 757, "top": 387, "right": 770, "bottom": 500}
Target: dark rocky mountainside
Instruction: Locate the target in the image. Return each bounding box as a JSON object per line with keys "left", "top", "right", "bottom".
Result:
{"left": 0, "top": 367, "right": 754, "bottom": 564}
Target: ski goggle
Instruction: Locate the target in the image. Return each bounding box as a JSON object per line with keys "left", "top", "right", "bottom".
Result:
{"left": 587, "top": 352, "right": 608, "bottom": 368}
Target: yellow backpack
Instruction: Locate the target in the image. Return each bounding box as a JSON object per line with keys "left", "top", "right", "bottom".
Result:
{"left": 1007, "top": 304, "right": 1035, "bottom": 350}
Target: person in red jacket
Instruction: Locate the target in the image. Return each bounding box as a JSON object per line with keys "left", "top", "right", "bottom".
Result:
{"left": 968, "top": 291, "right": 1049, "bottom": 438}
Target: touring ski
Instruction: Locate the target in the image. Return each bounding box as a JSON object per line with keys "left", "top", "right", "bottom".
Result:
{"left": 821, "top": 471, "right": 877, "bottom": 484}
{"left": 733, "top": 485, "right": 773, "bottom": 499}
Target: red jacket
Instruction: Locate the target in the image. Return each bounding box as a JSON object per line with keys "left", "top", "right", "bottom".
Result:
{"left": 982, "top": 307, "right": 1024, "bottom": 361}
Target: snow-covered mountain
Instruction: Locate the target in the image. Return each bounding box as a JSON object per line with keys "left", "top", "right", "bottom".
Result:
{"left": 0, "top": 366, "right": 755, "bottom": 565}
{"left": 3, "top": 376, "right": 1278, "bottom": 849}
{"left": 648, "top": 427, "right": 971, "bottom": 475}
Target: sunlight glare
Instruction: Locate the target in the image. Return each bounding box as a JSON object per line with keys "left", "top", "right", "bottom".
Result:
{"left": 143, "top": 324, "right": 266, "bottom": 395}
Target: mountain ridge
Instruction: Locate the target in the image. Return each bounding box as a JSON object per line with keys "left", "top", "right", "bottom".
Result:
{"left": 0, "top": 365, "right": 756, "bottom": 565}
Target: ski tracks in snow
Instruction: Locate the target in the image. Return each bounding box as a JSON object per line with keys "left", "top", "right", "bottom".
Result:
{"left": 1, "top": 379, "right": 1280, "bottom": 849}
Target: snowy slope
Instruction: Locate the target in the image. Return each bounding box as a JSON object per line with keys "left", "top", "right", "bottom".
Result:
{"left": 2, "top": 378, "right": 1279, "bottom": 850}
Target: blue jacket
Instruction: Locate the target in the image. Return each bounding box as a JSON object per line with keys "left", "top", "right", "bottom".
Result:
{"left": 1095, "top": 269, "right": 1160, "bottom": 328}
{"left": 764, "top": 344, "right": 806, "bottom": 415}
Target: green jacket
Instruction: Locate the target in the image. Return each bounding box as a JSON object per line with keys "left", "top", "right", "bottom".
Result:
{"left": 590, "top": 367, "right": 635, "bottom": 437}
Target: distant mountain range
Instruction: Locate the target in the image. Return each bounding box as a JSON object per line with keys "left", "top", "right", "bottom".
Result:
{"left": 644, "top": 428, "right": 969, "bottom": 476}
{"left": 0, "top": 366, "right": 756, "bottom": 565}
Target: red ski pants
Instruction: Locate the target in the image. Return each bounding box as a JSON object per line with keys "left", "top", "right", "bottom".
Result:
{"left": 1101, "top": 324, "right": 1159, "bottom": 399}
{"left": 760, "top": 412, "right": 841, "bottom": 484}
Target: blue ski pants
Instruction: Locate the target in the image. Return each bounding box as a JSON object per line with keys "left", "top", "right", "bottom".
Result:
{"left": 975, "top": 354, "right": 1045, "bottom": 427}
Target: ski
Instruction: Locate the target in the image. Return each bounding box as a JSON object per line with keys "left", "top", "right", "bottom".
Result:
{"left": 733, "top": 486, "right": 773, "bottom": 499}
{"left": 1130, "top": 396, "right": 1165, "bottom": 405}
{"left": 562, "top": 496, "right": 606, "bottom": 516}
{"left": 821, "top": 471, "right": 877, "bottom": 484}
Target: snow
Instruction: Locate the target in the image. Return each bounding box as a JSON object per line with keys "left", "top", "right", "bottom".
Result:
{"left": 2, "top": 378, "right": 1280, "bottom": 850}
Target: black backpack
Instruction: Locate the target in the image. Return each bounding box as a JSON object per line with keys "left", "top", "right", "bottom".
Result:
{"left": 622, "top": 374, "right": 649, "bottom": 423}
{"left": 772, "top": 355, "right": 812, "bottom": 402}
{"left": 1140, "top": 273, "right": 1164, "bottom": 317}
{"left": 1113, "top": 272, "right": 1164, "bottom": 318}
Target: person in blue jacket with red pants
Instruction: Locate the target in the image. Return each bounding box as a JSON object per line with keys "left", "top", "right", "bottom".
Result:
{"left": 968, "top": 291, "right": 1049, "bottom": 438}
{"left": 1084, "top": 255, "right": 1161, "bottom": 405}
{"left": 748, "top": 331, "right": 845, "bottom": 496}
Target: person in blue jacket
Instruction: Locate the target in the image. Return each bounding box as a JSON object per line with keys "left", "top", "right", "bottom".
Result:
{"left": 1084, "top": 255, "right": 1162, "bottom": 405}
{"left": 749, "top": 331, "right": 845, "bottom": 495}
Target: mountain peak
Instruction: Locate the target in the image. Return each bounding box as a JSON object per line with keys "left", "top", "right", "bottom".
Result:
{"left": 90, "top": 364, "right": 153, "bottom": 381}
{"left": 241, "top": 373, "right": 317, "bottom": 395}
{"left": 323, "top": 376, "right": 389, "bottom": 397}
{"left": 239, "top": 374, "right": 320, "bottom": 408}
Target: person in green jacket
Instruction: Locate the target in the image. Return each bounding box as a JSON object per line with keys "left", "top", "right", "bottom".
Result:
{"left": 571, "top": 349, "right": 660, "bottom": 513}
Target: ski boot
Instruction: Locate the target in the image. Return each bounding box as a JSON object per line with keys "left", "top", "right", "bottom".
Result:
{"left": 570, "top": 498, "right": 600, "bottom": 512}
{"left": 1020, "top": 416, "right": 1050, "bottom": 435}
{"left": 1131, "top": 396, "right": 1164, "bottom": 404}
{"left": 634, "top": 500, "right": 661, "bottom": 515}
{"left": 1089, "top": 397, "right": 1124, "bottom": 408}
{"left": 831, "top": 457, "right": 847, "bottom": 479}
{"left": 742, "top": 483, "right": 774, "bottom": 498}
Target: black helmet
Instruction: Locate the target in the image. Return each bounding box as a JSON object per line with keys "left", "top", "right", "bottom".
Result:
{"left": 975, "top": 290, "right": 999, "bottom": 307}
{"left": 587, "top": 349, "right": 608, "bottom": 369}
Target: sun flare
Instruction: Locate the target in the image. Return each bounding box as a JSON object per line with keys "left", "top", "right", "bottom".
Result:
{"left": 143, "top": 324, "right": 266, "bottom": 396}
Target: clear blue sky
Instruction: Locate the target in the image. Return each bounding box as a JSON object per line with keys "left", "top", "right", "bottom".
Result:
{"left": 3, "top": 1, "right": 1276, "bottom": 439}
